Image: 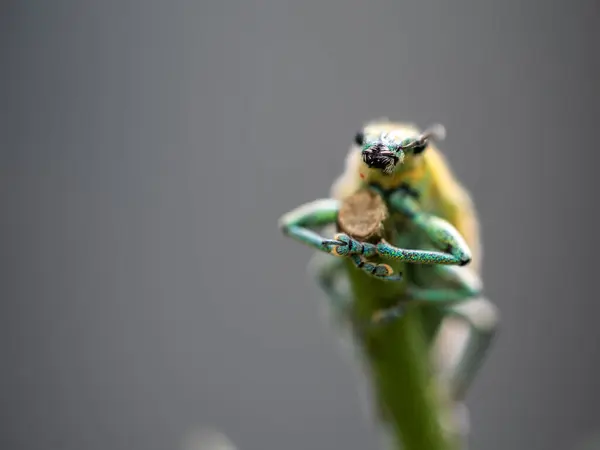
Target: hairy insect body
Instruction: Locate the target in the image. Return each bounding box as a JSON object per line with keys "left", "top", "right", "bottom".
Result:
{"left": 331, "top": 121, "right": 481, "bottom": 273}
{"left": 279, "top": 120, "right": 497, "bottom": 448}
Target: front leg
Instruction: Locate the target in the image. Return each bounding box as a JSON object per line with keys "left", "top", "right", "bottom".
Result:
{"left": 348, "top": 254, "right": 403, "bottom": 281}
{"left": 278, "top": 198, "right": 341, "bottom": 253}
{"left": 279, "top": 199, "right": 403, "bottom": 280}
{"left": 322, "top": 234, "right": 404, "bottom": 281}
{"left": 372, "top": 189, "right": 472, "bottom": 266}
{"left": 278, "top": 198, "right": 381, "bottom": 257}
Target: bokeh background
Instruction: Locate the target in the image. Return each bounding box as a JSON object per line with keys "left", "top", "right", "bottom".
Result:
{"left": 2, "top": 1, "right": 599, "bottom": 450}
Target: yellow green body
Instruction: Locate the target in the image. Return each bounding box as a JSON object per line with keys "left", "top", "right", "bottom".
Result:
{"left": 331, "top": 121, "right": 482, "bottom": 272}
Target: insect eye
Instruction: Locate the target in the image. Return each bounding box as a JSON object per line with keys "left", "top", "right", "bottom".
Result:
{"left": 354, "top": 131, "right": 364, "bottom": 146}
{"left": 412, "top": 142, "right": 428, "bottom": 154}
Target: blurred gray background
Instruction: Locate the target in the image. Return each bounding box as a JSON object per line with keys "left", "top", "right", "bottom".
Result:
{"left": 2, "top": 1, "right": 599, "bottom": 450}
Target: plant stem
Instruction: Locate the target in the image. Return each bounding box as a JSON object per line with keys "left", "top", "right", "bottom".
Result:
{"left": 338, "top": 189, "right": 459, "bottom": 450}
{"left": 349, "top": 280, "right": 457, "bottom": 450}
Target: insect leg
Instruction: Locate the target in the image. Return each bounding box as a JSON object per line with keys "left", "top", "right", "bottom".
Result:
{"left": 406, "top": 265, "right": 483, "bottom": 303}
{"left": 308, "top": 250, "right": 353, "bottom": 312}
{"left": 278, "top": 198, "right": 340, "bottom": 252}
{"left": 401, "top": 265, "right": 498, "bottom": 400}
{"left": 375, "top": 218, "right": 472, "bottom": 266}
{"left": 348, "top": 255, "right": 403, "bottom": 282}
{"left": 369, "top": 265, "right": 481, "bottom": 326}
{"left": 442, "top": 296, "right": 499, "bottom": 402}
{"left": 376, "top": 191, "right": 472, "bottom": 266}
{"left": 368, "top": 264, "right": 496, "bottom": 390}
{"left": 388, "top": 265, "right": 495, "bottom": 441}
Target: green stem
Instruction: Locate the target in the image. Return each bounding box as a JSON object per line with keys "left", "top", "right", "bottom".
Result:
{"left": 349, "top": 270, "right": 457, "bottom": 450}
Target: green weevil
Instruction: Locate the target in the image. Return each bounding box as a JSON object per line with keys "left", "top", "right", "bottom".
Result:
{"left": 278, "top": 119, "right": 499, "bottom": 448}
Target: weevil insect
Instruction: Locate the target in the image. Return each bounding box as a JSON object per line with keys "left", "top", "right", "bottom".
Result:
{"left": 278, "top": 119, "right": 498, "bottom": 446}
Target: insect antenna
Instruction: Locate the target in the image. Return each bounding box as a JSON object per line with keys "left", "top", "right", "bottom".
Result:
{"left": 420, "top": 123, "right": 446, "bottom": 143}
{"left": 402, "top": 123, "right": 447, "bottom": 152}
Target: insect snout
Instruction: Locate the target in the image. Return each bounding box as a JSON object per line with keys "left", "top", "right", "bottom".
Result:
{"left": 362, "top": 144, "right": 398, "bottom": 171}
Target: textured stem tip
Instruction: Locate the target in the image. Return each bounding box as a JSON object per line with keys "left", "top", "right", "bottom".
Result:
{"left": 337, "top": 189, "right": 389, "bottom": 243}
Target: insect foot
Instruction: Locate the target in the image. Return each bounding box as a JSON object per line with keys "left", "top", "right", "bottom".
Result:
{"left": 345, "top": 255, "right": 404, "bottom": 282}
{"left": 321, "top": 233, "right": 377, "bottom": 257}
